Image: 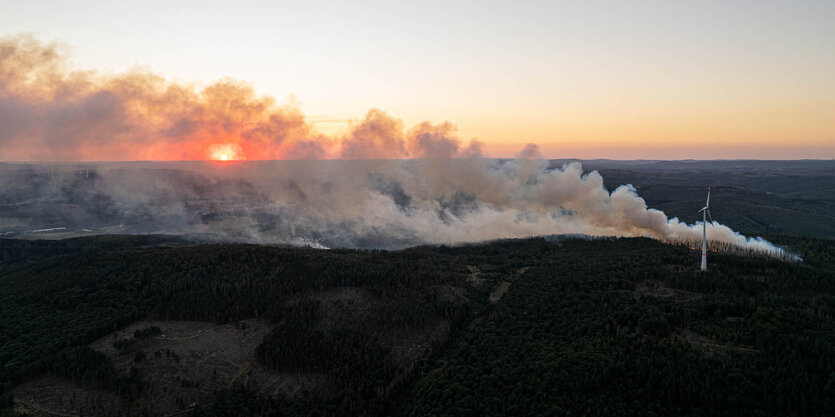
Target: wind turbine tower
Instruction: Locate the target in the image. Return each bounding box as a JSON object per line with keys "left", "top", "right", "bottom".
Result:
{"left": 699, "top": 187, "right": 712, "bottom": 271}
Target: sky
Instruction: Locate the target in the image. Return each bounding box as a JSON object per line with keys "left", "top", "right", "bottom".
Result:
{"left": 0, "top": 0, "right": 834, "bottom": 160}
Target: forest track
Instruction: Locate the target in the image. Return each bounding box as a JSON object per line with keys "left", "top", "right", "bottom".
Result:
{"left": 695, "top": 341, "right": 759, "bottom": 353}
{"left": 14, "top": 400, "right": 78, "bottom": 417}
{"left": 154, "top": 324, "right": 229, "bottom": 340}
{"left": 163, "top": 404, "right": 199, "bottom": 417}
{"left": 227, "top": 361, "right": 251, "bottom": 387}
{"left": 677, "top": 329, "right": 759, "bottom": 354}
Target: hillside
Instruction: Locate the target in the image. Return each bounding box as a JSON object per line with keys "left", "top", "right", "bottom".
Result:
{"left": 566, "top": 159, "right": 835, "bottom": 239}
{"left": 1, "top": 235, "right": 834, "bottom": 416}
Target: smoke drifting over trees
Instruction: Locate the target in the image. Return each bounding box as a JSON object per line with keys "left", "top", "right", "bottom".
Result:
{"left": 0, "top": 35, "right": 791, "bottom": 257}
{"left": 0, "top": 159, "right": 790, "bottom": 259}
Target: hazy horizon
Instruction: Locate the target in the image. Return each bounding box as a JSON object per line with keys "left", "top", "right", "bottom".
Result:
{"left": 2, "top": 157, "right": 834, "bottom": 163}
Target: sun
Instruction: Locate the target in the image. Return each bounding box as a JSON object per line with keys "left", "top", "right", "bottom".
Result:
{"left": 208, "top": 143, "right": 244, "bottom": 161}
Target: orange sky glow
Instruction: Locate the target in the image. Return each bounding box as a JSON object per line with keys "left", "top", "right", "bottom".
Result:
{"left": 0, "top": 1, "right": 833, "bottom": 161}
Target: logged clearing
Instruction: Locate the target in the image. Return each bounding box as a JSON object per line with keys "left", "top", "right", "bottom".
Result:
{"left": 14, "top": 290, "right": 455, "bottom": 417}
{"left": 14, "top": 319, "right": 325, "bottom": 416}
{"left": 489, "top": 281, "right": 512, "bottom": 303}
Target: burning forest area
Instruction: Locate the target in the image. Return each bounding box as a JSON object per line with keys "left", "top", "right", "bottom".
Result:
{"left": 1, "top": 10, "right": 833, "bottom": 417}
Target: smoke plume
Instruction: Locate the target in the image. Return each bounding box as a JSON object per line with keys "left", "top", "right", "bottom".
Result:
{"left": 0, "top": 159, "right": 794, "bottom": 259}
{"left": 0, "top": 34, "right": 482, "bottom": 161}
{"left": 0, "top": 35, "right": 794, "bottom": 259}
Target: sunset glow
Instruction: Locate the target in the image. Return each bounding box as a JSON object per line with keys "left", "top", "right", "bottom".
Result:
{"left": 0, "top": 1, "right": 833, "bottom": 160}
{"left": 1, "top": 3, "right": 834, "bottom": 416}
{"left": 208, "top": 143, "right": 245, "bottom": 161}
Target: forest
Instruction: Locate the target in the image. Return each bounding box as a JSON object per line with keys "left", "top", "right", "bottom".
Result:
{"left": 0, "top": 233, "right": 834, "bottom": 416}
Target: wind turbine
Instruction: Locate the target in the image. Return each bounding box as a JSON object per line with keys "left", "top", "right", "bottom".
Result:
{"left": 699, "top": 186, "right": 713, "bottom": 271}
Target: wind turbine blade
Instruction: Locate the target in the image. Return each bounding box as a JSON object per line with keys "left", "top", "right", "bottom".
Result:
{"left": 707, "top": 210, "right": 714, "bottom": 224}
{"left": 706, "top": 186, "right": 710, "bottom": 207}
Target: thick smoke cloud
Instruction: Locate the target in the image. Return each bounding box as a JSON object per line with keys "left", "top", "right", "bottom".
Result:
{"left": 0, "top": 35, "right": 794, "bottom": 259}
{"left": 0, "top": 35, "right": 481, "bottom": 161}
{"left": 0, "top": 160, "right": 793, "bottom": 259}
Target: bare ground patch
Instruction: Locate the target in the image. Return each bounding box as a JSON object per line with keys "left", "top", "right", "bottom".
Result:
{"left": 15, "top": 284, "right": 465, "bottom": 416}
{"left": 676, "top": 329, "right": 759, "bottom": 358}
{"left": 15, "top": 319, "right": 327, "bottom": 416}
{"left": 489, "top": 281, "right": 512, "bottom": 303}
{"left": 487, "top": 266, "right": 530, "bottom": 304}
{"left": 632, "top": 280, "right": 708, "bottom": 303}
{"left": 466, "top": 265, "right": 484, "bottom": 287}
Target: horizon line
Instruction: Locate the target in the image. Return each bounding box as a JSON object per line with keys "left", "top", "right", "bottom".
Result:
{"left": 1, "top": 157, "right": 834, "bottom": 164}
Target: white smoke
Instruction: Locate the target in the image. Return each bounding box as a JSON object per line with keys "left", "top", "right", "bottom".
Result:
{"left": 0, "top": 158, "right": 797, "bottom": 261}
{"left": 0, "top": 35, "right": 800, "bottom": 260}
